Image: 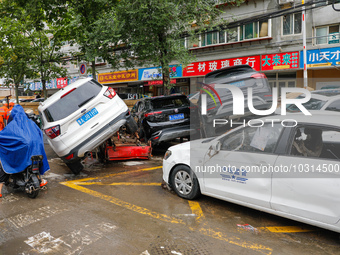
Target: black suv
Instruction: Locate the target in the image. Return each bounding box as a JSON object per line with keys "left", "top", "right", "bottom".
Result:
{"left": 131, "top": 94, "right": 195, "bottom": 145}
{"left": 199, "top": 64, "right": 272, "bottom": 137}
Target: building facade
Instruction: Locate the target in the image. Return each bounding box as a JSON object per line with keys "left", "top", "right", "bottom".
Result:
{"left": 28, "top": 0, "right": 340, "bottom": 97}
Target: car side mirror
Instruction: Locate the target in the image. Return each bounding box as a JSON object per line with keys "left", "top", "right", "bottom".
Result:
{"left": 208, "top": 141, "right": 221, "bottom": 158}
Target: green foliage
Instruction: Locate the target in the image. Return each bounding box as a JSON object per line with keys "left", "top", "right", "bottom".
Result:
{"left": 0, "top": 0, "right": 71, "bottom": 99}
{"left": 0, "top": 0, "right": 242, "bottom": 98}
{"left": 114, "top": 0, "right": 224, "bottom": 92}
{"left": 66, "top": 0, "right": 120, "bottom": 78}
{"left": 0, "top": 0, "right": 37, "bottom": 101}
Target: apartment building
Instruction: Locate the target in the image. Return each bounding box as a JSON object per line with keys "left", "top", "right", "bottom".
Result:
{"left": 29, "top": 0, "right": 340, "bottom": 97}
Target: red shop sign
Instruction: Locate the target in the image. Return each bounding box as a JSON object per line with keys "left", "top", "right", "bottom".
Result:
{"left": 183, "top": 55, "right": 260, "bottom": 77}
{"left": 261, "top": 52, "right": 299, "bottom": 71}
{"left": 57, "top": 77, "right": 68, "bottom": 88}
{"left": 145, "top": 79, "right": 177, "bottom": 86}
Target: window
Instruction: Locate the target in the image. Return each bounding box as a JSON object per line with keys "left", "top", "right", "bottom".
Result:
{"left": 188, "top": 35, "right": 200, "bottom": 48}
{"left": 240, "top": 20, "right": 269, "bottom": 41}
{"left": 188, "top": 20, "right": 269, "bottom": 48}
{"left": 283, "top": 13, "right": 301, "bottom": 35}
{"left": 227, "top": 27, "right": 238, "bottom": 42}
{"left": 44, "top": 80, "right": 102, "bottom": 122}
{"left": 325, "top": 100, "right": 340, "bottom": 112}
{"left": 150, "top": 96, "right": 189, "bottom": 110}
{"left": 290, "top": 126, "right": 340, "bottom": 160}
{"left": 315, "top": 25, "right": 340, "bottom": 45}
{"left": 201, "top": 31, "right": 219, "bottom": 46}
{"left": 220, "top": 124, "right": 283, "bottom": 153}
{"left": 314, "top": 0, "right": 340, "bottom": 7}
{"left": 286, "top": 97, "right": 327, "bottom": 112}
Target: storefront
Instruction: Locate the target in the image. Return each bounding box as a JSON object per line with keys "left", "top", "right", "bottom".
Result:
{"left": 98, "top": 69, "right": 145, "bottom": 98}
{"left": 182, "top": 55, "right": 262, "bottom": 93}
{"left": 138, "top": 65, "right": 189, "bottom": 96}
{"left": 261, "top": 51, "right": 299, "bottom": 95}
{"left": 181, "top": 51, "right": 302, "bottom": 96}
{"left": 298, "top": 46, "right": 340, "bottom": 89}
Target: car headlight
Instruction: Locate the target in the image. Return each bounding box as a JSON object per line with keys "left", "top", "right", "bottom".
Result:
{"left": 164, "top": 150, "right": 172, "bottom": 160}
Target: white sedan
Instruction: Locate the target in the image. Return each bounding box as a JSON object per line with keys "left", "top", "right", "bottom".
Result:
{"left": 163, "top": 111, "right": 340, "bottom": 233}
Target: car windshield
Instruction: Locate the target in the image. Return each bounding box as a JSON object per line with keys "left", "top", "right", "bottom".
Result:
{"left": 151, "top": 97, "right": 189, "bottom": 110}
{"left": 286, "top": 96, "right": 327, "bottom": 112}
{"left": 312, "top": 90, "right": 340, "bottom": 97}
{"left": 204, "top": 66, "right": 253, "bottom": 84}
{"left": 43, "top": 80, "right": 102, "bottom": 122}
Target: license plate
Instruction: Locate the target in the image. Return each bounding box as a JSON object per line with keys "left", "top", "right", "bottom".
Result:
{"left": 77, "top": 108, "right": 98, "bottom": 126}
{"left": 230, "top": 81, "right": 246, "bottom": 87}
{"left": 169, "top": 113, "right": 184, "bottom": 121}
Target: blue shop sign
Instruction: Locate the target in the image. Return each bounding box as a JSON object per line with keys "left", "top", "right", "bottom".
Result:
{"left": 138, "top": 65, "right": 183, "bottom": 81}
{"left": 300, "top": 47, "right": 340, "bottom": 68}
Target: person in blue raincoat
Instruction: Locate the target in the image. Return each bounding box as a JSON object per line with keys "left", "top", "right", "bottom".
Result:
{"left": 0, "top": 105, "right": 49, "bottom": 197}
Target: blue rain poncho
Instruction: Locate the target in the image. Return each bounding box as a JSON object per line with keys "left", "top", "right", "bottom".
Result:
{"left": 0, "top": 105, "right": 49, "bottom": 174}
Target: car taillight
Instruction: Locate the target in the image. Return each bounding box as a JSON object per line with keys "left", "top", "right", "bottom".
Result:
{"left": 251, "top": 73, "right": 267, "bottom": 79}
{"left": 104, "top": 87, "right": 116, "bottom": 99}
{"left": 65, "top": 154, "right": 74, "bottom": 160}
{"left": 144, "top": 111, "right": 162, "bottom": 118}
{"left": 202, "top": 83, "right": 215, "bottom": 90}
{"left": 44, "top": 125, "right": 60, "bottom": 139}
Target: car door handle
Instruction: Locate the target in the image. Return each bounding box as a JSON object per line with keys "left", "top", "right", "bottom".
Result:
{"left": 81, "top": 109, "right": 86, "bottom": 114}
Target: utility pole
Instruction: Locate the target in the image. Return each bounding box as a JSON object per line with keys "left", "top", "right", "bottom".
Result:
{"left": 302, "top": 0, "right": 308, "bottom": 88}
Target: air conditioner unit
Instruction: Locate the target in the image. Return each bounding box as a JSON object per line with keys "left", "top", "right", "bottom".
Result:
{"left": 279, "top": 0, "right": 294, "bottom": 5}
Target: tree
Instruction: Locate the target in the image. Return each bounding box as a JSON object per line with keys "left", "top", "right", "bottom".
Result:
{"left": 4, "top": 0, "right": 72, "bottom": 99}
{"left": 67, "top": 0, "right": 120, "bottom": 80}
{"left": 0, "top": 0, "right": 37, "bottom": 103}
{"left": 114, "top": 0, "right": 226, "bottom": 94}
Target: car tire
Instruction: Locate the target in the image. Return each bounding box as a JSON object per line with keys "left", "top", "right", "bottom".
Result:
{"left": 170, "top": 165, "right": 200, "bottom": 200}
{"left": 66, "top": 161, "right": 84, "bottom": 175}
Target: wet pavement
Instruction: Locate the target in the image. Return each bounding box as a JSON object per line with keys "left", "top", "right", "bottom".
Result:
{"left": 0, "top": 140, "right": 340, "bottom": 255}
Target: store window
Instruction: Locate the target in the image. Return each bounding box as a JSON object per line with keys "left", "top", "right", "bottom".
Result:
{"left": 266, "top": 73, "right": 296, "bottom": 97}
{"left": 315, "top": 25, "right": 340, "bottom": 45}
{"left": 282, "top": 13, "right": 301, "bottom": 35}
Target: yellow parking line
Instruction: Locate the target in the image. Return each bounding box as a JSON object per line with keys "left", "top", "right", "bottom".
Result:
{"left": 196, "top": 227, "right": 273, "bottom": 255}
{"left": 62, "top": 180, "right": 183, "bottom": 225}
{"left": 78, "top": 182, "right": 161, "bottom": 186}
{"left": 188, "top": 201, "right": 205, "bottom": 224}
{"left": 61, "top": 166, "right": 163, "bottom": 186}
{"left": 259, "top": 226, "right": 315, "bottom": 233}
{"left": 61, "top": 166, "right": 273, "bottom": 254}
{"left": 187, "top": 201, "right": 272, "bottom": 254}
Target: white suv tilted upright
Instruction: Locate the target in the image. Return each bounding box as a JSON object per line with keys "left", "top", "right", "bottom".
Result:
{"left": 38, "top": 78, "right": 137, "bottom": 174}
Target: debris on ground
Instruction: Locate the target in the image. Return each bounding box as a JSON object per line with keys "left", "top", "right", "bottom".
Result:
{"left": 237, "top": 224, "right": 259, "bottom": 234}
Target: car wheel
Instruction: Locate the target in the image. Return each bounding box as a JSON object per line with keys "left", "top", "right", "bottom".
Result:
{"left": 170, "top": 165, "right": 200, "bottom": 200}
{"left": 97, "top": 144, "right": 107, "bottom": 163}
{"left": 66, "top": 161, "right": 84, "bottom": 175}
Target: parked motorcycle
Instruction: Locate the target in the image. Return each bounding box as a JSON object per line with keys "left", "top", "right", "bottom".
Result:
{"left": 0, "top": 105, "right": 50, "bottom": 199}
{"left": 3, "top": 155, "right": 46, "bottom": 198}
